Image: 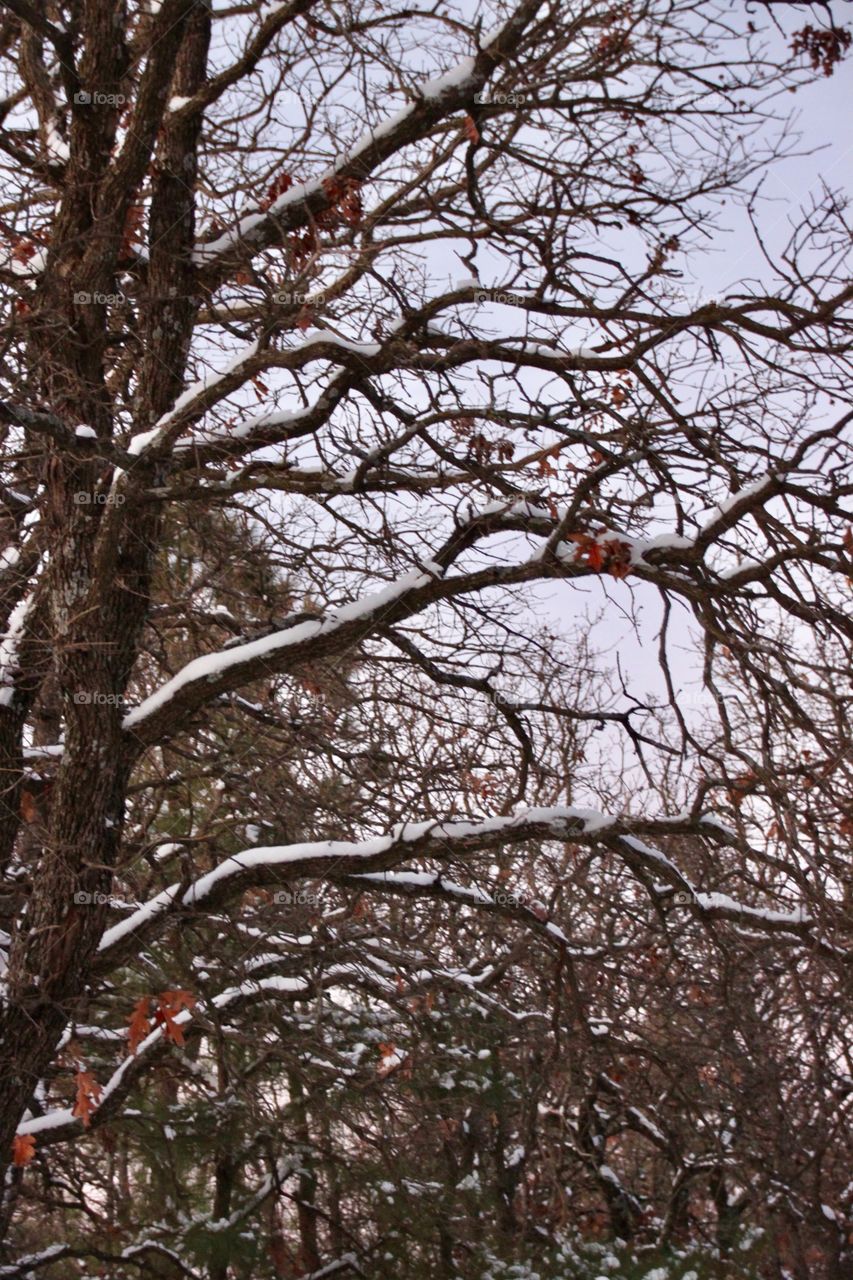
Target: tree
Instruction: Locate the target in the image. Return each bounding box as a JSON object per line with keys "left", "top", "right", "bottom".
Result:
{"left": 0, "top": 0, "right": 851, "bottom": 1275}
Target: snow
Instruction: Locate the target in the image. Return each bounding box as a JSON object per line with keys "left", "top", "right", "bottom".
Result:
{"left": 97, "top": 883, "right": 182, "bottom": 952}
{"left": 17, "top": 977, "right": 313, "bottom": 1138}
{"left": 354, "top": 869, "right": 576, "bottom": 944}
{"left": 122, "top": 330, "right": 384, "bottom": 464}
{"left": 277, "top": 328, "right": 381, "bottom": 359}
{"left": 420, "top": 56, "right": 477, "bottom": 100}
{"left": 194, "top": 178, "right": 322, "bottom": 263}
{"left": 123, "top": 568, "right": 431, "bottom": 730}
{"left": 46, "top": 122, "right": 69, "bottom": 163}
{"left": 153, "top": 841, "right": 182, "bottom": 862}
{"left": 632, "top": 532, "right": 695, "bottom": 559}
{"left": 480, "top": 15, "right": 513, "bottom": 46}
{"left": 1, "top": 245, "right": 48, "bottom": 277}
{"left": 0, "top": 546, "right": 20, "bottom": 574}
{"left": 168, "top": 95, "right": 191, "bottom": 111}
{"left": 213, "top": 975, "right": 310, "bottom": 1007}
{"left": 194, "top": 403, "right": 310, "bottom": 447}
{"left": 122, "top": 339, "right": 261, "bottom": 460}
{"left": 709, "top": 473, "right": 774, "bottom": 521}
{"left": 98, "top": 805, "right": 641, "bottom": 954}
{"left": 22, "top": 743, "right": 64, "bottom": 760}
{"left": 696, "top": 891, "right": 810, "bottom": 927}
{"left": 74, "top": 424, "right": 96, "bottom": 439}
{"left": 0, "top": 585, "right": 37, "bottom": 707}
{"left": 194, "top": 40, "right": 483, "bottom": 264}
{"left": 626, "top": 1107, "right": 667, "bottom": 1146}
{"left": 699, "top": 814, "right": 738, "bottom": 840}
{"left": 0, "top": 1246, "right": 68, "bottom": 1276}
{"left": 183, "top": 836, "right": 397, "bottom": 904}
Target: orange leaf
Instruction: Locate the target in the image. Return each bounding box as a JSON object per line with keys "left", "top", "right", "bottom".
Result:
{"left": 340, "top": 180, "right": 363, "bottom": 227}
{"left": 586, "top": 541, "right": 605, "bottom": 572}
{"left": 607, "top": 540, "right": 632, "bottom": 579}
{"left": 377, "top": 1043, "right": 400, "bottom": 1077}
{"left": 20, "top": 789, "right": 39, "bottom": 823}
{"left": 161, "top": 989, "right": 195, "bottom": 1012}
{"left": 463, "top": 114, "right": 480, "bottom": 144}
{"left": 127, "top": 996, "right": 153, "bottom": 1055}
{"left": 72, "top": 1070, "right": 102, "bottom": 1128}
{"left": 261, "top": 170, "right": 294, "bottom": 211}
{"left": 12, "top": 1133, "right": 35, "bottom": 1166}
{"left": 156, "top": 990, "right": 196, "bottom": 1046}
{"left": 120, "top": 204, "right": 144, "bottom": 257}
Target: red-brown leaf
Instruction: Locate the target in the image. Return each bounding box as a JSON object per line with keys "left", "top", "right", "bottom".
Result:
{"left": 127, "top": 996, "right": 153, "bottom": 1055}
{"left": 156, "top": 990, "right": 196, "bottom": 1046}
{"left": 463, "top": 114, "right": 480, "bottom": 144}
{"left": 72, "top": 1070, "right": 102, "bottom": 1128}
{"left": 12, "top": 1133, "right": 35, "bottom": 1166}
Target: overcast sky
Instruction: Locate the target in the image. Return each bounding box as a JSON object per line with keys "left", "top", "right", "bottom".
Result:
{"left": 542, "top": 39, "right": 852, "bottom": 735}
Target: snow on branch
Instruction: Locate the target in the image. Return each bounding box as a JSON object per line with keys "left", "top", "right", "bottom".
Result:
{"left": 95, "top": 805, "right": 817, "bottom": 973}
{"left": 17, "top": 976, "right": 316, "bottom": 1144}
{"left": 192, "top": 0, "right": 545, "bottom": 271}
{"left": 119, "top": 499, "right": 711, "bottom": 748}
{"left": 122, "top": 565, "right": 438, "bottom": 739}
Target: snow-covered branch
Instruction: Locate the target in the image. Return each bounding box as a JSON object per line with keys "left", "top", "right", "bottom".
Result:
{"left": 94, "top": 805, "right": 818, "bottom": 975}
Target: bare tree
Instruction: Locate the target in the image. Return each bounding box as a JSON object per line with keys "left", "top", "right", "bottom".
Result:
{"left": 0, "top": 0, "right": 850, "bottom": 1274}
